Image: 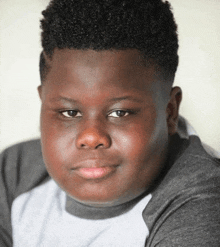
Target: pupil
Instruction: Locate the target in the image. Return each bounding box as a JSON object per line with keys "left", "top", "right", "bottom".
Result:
{"left": 68, "top": 110, "right": 77, "bottom": 116}
{"left": 117, "top": 110, "right": 125, "bottom": 117}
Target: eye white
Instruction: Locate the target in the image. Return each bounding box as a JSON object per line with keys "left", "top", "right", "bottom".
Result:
{"left": 61, "top": 110, "right": 82, "bottom": 118}
{"left": 108, "top": 110, "right": 129, "bottom": 118}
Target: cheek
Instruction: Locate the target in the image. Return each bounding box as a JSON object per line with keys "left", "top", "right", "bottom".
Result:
{"left": 114, "top": 123, "right": 155, "bottom": 164}
{"left": 40, "top": 113, "right": 75, "bottom": 167}
{"left": 115, "top": 113, "right": 168, "bottom": 166}
{"left": 40, "top": 127, "right": 76, "bottom": 188}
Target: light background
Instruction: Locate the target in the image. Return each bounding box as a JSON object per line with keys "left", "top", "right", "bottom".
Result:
{"left": 0, "top": 0, "right": 220, "bottom": 152}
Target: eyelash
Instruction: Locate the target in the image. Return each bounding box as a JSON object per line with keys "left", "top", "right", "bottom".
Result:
{"left": 59, "top": 109, "right": 136, "bottom": 118}
{"left": 108, "top": 110, "right": 135, "bottom": 118}
{"left": 60, "top": 110, "right": 82, "bottom": 118}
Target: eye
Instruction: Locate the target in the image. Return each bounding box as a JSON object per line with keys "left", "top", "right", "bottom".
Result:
{"left": 60, "top": 110, "right": 82, "bottom": 118}
{"left": 108, "top": 110, "right": 131, "bottom": 118}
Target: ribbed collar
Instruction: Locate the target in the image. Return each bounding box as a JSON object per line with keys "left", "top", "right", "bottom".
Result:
{"left": 65, "top": 192, "right": 150, "bottom": 220}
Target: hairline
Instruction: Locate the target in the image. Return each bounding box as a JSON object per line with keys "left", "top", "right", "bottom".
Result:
{"left": 39, "top": 48, "right": 175, "bottom": 87}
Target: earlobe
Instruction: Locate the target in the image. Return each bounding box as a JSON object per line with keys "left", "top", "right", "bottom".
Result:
{"left": 38, "top": 85, "right": 42, "bottom": 100}
{"left": 166, "top": 86, "right": 182, "bottom": 135}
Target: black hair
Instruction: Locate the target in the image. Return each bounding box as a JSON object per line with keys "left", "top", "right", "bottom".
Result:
{"left": 40, "top": 0, "right": 178, "bottom": 83}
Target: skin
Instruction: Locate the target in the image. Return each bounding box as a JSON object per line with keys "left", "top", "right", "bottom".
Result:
{"left": 38, "top": 49, "right": 182, "bottom": 207}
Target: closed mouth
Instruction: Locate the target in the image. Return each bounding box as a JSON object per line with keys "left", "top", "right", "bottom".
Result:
{"left": 73, "top": 164, "right": 119, "bottom": 179}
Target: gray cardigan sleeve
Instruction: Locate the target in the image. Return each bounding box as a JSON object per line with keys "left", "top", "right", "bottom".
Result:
{"left": 144, "top": 135, "right": 220, "bottom": 247}
{"left": 0, "top": 145, "right": 20, "bottom": 246}
{"left": 148, "top": 193, "right": 220, "bottom": 246}
{"left": 0, "top": 140, "right": 48, "bottom": 246}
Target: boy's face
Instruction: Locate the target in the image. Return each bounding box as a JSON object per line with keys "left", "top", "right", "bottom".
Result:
{"left": 39, "top": 49, "right": 179, "bottom": 207}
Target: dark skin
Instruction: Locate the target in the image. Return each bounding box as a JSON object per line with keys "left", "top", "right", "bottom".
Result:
{"left": 38, "top": 49, "right": 182, "bottom": 207}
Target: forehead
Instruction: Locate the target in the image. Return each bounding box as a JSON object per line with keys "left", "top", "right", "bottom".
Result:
{"left": 45, "top": 49, "right": 158, "bottom": 93}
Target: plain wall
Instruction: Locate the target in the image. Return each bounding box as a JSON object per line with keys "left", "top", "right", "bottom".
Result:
{"left": 0, "top": 0, "right": 220, "bottom": 152}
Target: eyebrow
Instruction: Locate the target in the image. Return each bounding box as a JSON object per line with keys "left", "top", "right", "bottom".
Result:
{"left": 50, "top": 95, "right": 143, "bottom": 104}
{"left": 107, "top": 96, "right": 144, "bottom": 103}
{"left": 49, "top": 97, "right": 78, "bottom": 103}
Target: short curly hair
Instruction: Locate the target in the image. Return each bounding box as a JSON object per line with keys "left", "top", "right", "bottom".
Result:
{"left": 40, "top": 0, "right": 179, "bottom": 83}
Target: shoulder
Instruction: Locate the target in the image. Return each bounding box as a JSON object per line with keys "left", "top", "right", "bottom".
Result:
{"left": 0, "top": 139, "right": 49, "bottom": 246}
{"left": 0, "top": 139, "right": 49, "bottom": 200}
{"left": 165, "top": 135, "right": 220, "bottom": 189}
{"left": 1, "top": 139, "right": 42, "bottom": 161}
{"left": 144, "top": 135, "right": 220, "bottom": 246}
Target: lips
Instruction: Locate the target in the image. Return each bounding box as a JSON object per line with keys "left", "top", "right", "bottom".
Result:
{"left": 71, "top": 159, "right": 119, "bottom": 179}
{"left": 75, "top": 166, "right": 118, "bottom": 179}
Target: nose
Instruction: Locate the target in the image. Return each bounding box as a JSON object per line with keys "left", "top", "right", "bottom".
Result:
{"left": 76, "top": 126, "right": 111, "bottom": 149}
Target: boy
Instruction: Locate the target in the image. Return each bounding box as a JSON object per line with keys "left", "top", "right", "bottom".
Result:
{"left": 0, "top": 0, "right": 220, "bottom": 246}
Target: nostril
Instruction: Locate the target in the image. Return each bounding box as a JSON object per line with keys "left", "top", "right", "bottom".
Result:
{"left": 95, "top": 144, "right": 104, "bottom": 149}
{"left": 80, "top": 143, "right": 104, "bottom": 149}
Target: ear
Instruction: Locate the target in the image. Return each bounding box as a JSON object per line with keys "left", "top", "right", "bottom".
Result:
{"left": 166, "top": 86, "right": 182, "bottom": 135}
{"left": 38, "top": 85, "right": 42, "bottom": 101}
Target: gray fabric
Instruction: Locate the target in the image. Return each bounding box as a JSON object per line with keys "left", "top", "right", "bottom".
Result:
{"left": 0, "top": 140, "right": 48, "bottom": 246}
{"left": 0, "top": 135, "right": 220, "bottom": 246}
{"left": 144, "top": 135, "right": 220, "bottom": 246}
